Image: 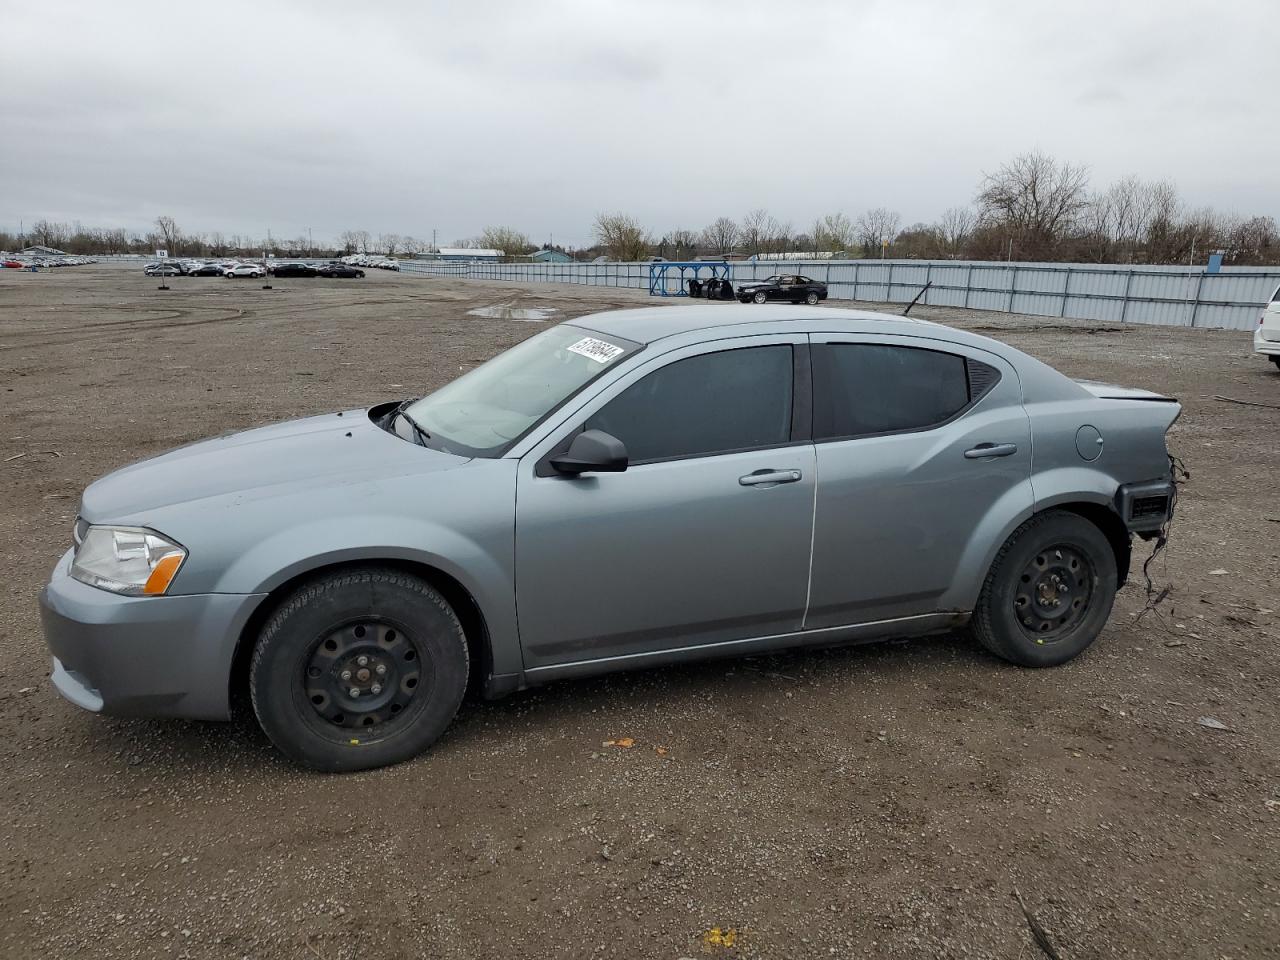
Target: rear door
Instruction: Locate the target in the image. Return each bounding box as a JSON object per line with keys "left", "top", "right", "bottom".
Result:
{"left": 805, "top": 334, "right": 1033, "bottom": 628}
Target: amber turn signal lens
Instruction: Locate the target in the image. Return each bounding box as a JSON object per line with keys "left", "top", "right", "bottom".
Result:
{"left": 143, "top": 553, "right": 184, "bottom": 595}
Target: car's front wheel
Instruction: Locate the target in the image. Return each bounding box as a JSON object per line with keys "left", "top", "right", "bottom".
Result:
{"left": 1270, "top": 356, "right": 1280, "bottom": 370}
{"left": 968, "top": 510, "right": 1117, "bottom": 667}
{"left": 250, "top": 567, "right": 469, "bottom": 772}
{"left": 752, "top": 291, "right": 768, "bottom": 304}
{"left": 805, "top": 291, "right": 820, "bottom": 305}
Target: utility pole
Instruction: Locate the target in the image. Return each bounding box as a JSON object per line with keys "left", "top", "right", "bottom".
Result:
{"left": 308, "top": 226, "right": 312, "bottom": 257}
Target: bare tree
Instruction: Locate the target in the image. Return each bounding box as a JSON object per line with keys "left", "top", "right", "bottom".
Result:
{"left": 855, "top": 207, "right": 901, "bottom": 256}
{"left": 739, "top": 209, "right": 780, "bottom": 256}
{"left": 479, "top": 226, "right": 534, "bottom": 256}
{"left": 594, "top": 212, "right": 651, "bottom": 261}
{"left": 667, "top": 229, "right": 699, "bottom": 259}
{"left": 154, "top": 216, "right": 180, "bottom": 254}
{"left": 811, "top": 213, "right": 856, "bottom": 254}
{"left": 700, "top": 217, "right": 739, "bottom": 255}
{"left": 976, "top": 151, "right": 1088, "bottom": 258}
{"left": 935, "top": 207, "right": 975, "bottom": 258}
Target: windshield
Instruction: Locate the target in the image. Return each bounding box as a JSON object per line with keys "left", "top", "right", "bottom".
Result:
{"left": 404, "top": 325, "right": 639, "bottom": 457}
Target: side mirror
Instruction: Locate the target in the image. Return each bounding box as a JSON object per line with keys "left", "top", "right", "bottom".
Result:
{"left": 550, "top": 429, "right": 628, "bottom": 475}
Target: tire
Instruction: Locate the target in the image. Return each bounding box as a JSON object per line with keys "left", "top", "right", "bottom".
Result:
{"left": 967, "top": 510, "right": 1117, "bottom": 667}
{"left": 250, "top": 567, "right": 469, "bottom": 772}
{"left": 1270, "top": 356, "right": 1280, "bottom": 370}
{"left": 752, "top": 291, "right": 768, "bottom": 304}
{"left": 805, "top": 291, "right": 820, "bottom": 305}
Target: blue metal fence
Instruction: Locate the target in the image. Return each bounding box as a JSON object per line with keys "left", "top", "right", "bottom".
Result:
{"left": 397, "top": 257, "right": 1280, "bottom": 331}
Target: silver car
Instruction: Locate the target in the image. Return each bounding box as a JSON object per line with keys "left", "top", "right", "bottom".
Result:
{"left": 39, "top": 306, "right": 1180, "bottom": 771}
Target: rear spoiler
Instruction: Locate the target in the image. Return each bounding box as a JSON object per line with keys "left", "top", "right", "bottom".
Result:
{"left": 1075, "top": 379, "right": 1177, "bottom": 403}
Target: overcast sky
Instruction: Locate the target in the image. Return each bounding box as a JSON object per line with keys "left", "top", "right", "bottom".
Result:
{"left": 2, "top": 0, "right": 1276, "bottom": 248}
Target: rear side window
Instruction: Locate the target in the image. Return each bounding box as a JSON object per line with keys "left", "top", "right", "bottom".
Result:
{"left": 813, "top": 343, "right": 996, "bottom": 440}
{"left": 1272, "top": 285, "right": 1280, "bottom": 303}
{"left": 586, "top": 345, "right": 793, "bottom": 463}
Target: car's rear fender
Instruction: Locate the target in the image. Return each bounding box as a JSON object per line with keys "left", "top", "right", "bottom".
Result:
{"left": 937, "top": 479, "right": 1036, "bottom": 611}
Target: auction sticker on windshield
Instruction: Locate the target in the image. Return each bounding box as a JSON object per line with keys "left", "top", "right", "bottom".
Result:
{"left": 566, "top": 337, "right": 625, "bottom": 364}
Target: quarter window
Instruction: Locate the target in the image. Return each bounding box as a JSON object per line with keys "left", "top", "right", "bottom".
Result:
{"left": 813, "top": 343, "right": 993, "bottom": 440}
{"left": 586, "top": 345, "right": 794, "bottom": 463}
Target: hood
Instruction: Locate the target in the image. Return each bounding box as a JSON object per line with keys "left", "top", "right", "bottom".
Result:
{"left": 81, "top": 409, "right": 470, "bottom": 521}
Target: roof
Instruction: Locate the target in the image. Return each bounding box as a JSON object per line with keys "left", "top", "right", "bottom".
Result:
{"left": 567, "top": 304, "right": 934, "bottom": 345}
{"left": 21, "top": 245, "right": 66, "bottom": 255}
{"left": 436, "top": 247, "right": 503, "bottom": 258}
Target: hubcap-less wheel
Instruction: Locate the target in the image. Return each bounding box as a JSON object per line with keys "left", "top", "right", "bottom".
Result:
{"left": 1013, "top": 545, "right": 1094, "bottom": 643}
{"left": 302, "top": 620, "right": 426, "bottom": 732}
{"left": 805, "top": 291, "right": 820, "bottom": 305}
{"left": 753, "top": 291, "right": 767, "bottom": 304}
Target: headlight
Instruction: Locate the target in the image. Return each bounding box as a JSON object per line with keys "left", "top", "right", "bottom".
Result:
{"left": 70, "top": 525, "right": 187, "bottom": 596}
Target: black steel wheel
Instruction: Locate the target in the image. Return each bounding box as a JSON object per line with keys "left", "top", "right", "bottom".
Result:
{"left": 251, "top": 567, "right": 469, "bottom": 772}
{"left": 968, "top": 510, "right": 1117, "bottom": 667}
{"left": 301, "top": 620, "right": 426, "bottom": 735}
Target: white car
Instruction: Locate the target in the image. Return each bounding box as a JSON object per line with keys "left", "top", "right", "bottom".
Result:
{"left": 1256, "top": 282, "right": 1280, "bottom": 371}
{"left": 224, "top": 264, "right": 265, "bottom": 279}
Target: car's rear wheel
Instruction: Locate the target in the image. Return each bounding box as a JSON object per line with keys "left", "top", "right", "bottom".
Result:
{"left": 250, "top": 567, "right": 469, "bottom": 772}
{"left": 1270, "top": 356, "right": 1280, "bottom": 370}
{"left": 752, "top": 291, "right": 768, "bottom": 304}
{"left": 805, "top": 291, "right": 820, "bottom": 305}
{"left": 967, "top": 510, "right": 1117, "bottom": 667}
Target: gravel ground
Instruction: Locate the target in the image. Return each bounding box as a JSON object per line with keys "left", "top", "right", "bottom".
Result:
{"left": 1, "top": 266, "right": 1277, "bottom": 959}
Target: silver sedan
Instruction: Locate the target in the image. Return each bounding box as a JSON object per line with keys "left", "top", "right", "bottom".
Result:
{"left": 40, "top": 306, "right": 1180, "bottom": 771}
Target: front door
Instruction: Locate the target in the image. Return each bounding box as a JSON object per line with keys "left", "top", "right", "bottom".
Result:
{"left": 804, "top": 335, "right": 1033, "bottom": 628}
{"left": 515, "top": 337, "right": 815, "bottom": 669}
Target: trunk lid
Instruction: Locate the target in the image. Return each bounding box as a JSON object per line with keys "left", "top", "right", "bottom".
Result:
{"left": 1074, "top": 380, "right": 1176, "bottom": 402}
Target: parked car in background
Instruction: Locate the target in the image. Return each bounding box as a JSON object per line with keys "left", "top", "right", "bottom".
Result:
{"left": 1254, "top": 282, "right": 1280, "bottom": 371}
{"left": 736, "top": 275, "right": 829, "bottom": 305}
{"left": 272, "top": 262, "right": 317, "bottom": 278}
{"left": 40, "top": 305, "right": 1180, "bottom": 772}
{"left": 188, "top": 263, "right": 224, "bottom": 277}
{"left": 224, "top": 263, "right": 265, "bottom": 278}
{"left": 144, "top": 263, "right": 181, "bottom": 277}
{"left": 316, "top": 262, "right": 364, "bottom": 278}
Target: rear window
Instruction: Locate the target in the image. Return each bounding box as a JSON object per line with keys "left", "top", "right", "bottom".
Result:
{"left": 1271, "top": 285, "right": 1280, "bottom": 303}
{"left": 813, "top": 343, "right": 997, "bottom": 440}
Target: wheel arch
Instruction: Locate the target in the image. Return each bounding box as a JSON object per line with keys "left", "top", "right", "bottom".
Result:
{"left": 1048, "top": 501, "right": 1132, "bottom": 587}
{"left": 229, "top": 557, "right": 494, "bottom": 715}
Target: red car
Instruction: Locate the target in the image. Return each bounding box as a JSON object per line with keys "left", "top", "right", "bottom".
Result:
{"left": 2, "top": 260, "right": 23, "bottom": 269}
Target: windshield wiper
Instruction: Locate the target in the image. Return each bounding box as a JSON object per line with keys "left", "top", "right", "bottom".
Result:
{"left": 388, "top": 398, "right": 432, "bottom": 447}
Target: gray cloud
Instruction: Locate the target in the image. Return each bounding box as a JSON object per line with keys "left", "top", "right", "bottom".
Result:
{"left": 1, "top": 0, "right": 1276, "bottom": 248}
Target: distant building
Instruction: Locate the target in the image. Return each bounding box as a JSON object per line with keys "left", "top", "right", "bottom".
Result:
{"left": 433, "top": 247, "right": 503, "bottom": 262}
{"left": 530, "top": 248, "right": 572, "bottom": 263}
{"left": 21, "top": 245, "right": 66, "bottom": 256}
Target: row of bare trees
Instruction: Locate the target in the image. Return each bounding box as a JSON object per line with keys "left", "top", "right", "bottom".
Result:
{"left": 7, "top": 155, "right": 1276, "bottom": 265}
{"left": 593, "top": 153, "right": 1276, "bottom": 265}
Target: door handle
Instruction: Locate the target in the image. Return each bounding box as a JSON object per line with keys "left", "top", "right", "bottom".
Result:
{"left": 964, "top": 442, "right": 1018, "bottom": 459}
{"left": 739, "top": 468, "right": 803, "bottom": 486}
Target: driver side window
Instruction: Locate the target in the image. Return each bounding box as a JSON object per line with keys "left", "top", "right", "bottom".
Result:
{"left": 585, "top": 345, "right": 794, "bottom": 464}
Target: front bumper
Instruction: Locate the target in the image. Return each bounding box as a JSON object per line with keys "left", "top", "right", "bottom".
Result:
{"left": 1254, "top": 328, "right": 1280, "bottom": 356}
{"left": 39, "top": 549, "right": 263, "bottom": 721}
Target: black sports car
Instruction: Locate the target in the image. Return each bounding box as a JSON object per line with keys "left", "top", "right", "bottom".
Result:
{"left": 272, "top": 262, "right": 317, "bottom": 278}
{"left": 316, "top": 263, "right": 365, "bottom": 278}
{"left": 735, "top": 274, "right": 828, "bottom": 305}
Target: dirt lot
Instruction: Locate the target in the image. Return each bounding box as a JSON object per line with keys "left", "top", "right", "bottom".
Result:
{"left": 1, "top": 265, "right": 1277, "bottom": 959}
